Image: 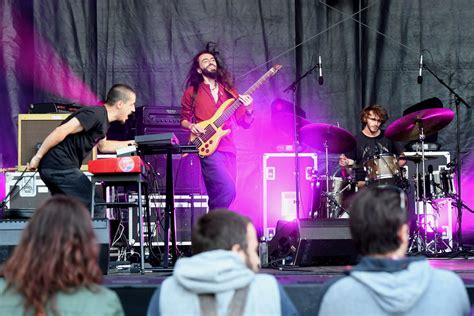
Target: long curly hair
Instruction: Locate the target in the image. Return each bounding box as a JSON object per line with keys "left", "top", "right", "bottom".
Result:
{"left": 185, "top": 49, "right": 234, "bottom": 91}
{"left": 0, "top": 195, "right": 103, "bottom": 315}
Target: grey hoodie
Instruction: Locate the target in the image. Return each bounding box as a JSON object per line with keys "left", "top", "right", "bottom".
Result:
{"left": 318, "top": 256, "right": 470, "bottom": 315}
{"left": 148, "top": 250, "right": 291, "bottom": 316}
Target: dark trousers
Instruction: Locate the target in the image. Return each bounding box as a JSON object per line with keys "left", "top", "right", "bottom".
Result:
{"left": 39, "top": 168, "right": 105, "bottom": 218}
{"left": 200, "top": 151, "right": 237, "bottom": 211}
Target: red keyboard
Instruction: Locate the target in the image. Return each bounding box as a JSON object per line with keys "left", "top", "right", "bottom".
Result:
{"left": 88, "top": 156, "right": 147, "bottom": 174}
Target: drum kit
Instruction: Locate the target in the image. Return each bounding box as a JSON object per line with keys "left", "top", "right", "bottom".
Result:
{"left": 299, "top": 107, "right": 456, "bottom": 252}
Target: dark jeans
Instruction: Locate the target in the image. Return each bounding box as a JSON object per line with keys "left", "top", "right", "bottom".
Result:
{"left": 39, "top": 168, "right": 105, "bottom": 218}
{"left": 200, "top": 151, "right": 237, "bottom": 211}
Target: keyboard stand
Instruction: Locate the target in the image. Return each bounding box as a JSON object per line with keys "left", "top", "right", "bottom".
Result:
{"left": 91, "top": 173, "right": 149, "bottom": 274}
{"left": 136, "top": 144, "right": 198, "bottom": 268}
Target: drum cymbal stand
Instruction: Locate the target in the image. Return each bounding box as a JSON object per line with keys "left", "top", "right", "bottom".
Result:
{"left": 414, "top": 122, "right": 447, "bottom": 255}
{"left": 324, "top": 140, "right": 331, "bottom": 217}
{"left": 416, "top": 122, "right": 429, "bottom": 253}
{"left": 408, "top": 156, "right": 421, "bottom": 253}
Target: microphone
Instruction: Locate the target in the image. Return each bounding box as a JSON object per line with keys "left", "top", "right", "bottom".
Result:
{"left": 417, "top": 54, "right": 423, "bottom": 84}
{"left": 318, "top": 55, "right": 324, "bottom": 85}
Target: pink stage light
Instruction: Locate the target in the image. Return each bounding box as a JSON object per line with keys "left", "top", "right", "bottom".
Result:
{"left": 1, "top": 4, "right": 99, "bottom": 105}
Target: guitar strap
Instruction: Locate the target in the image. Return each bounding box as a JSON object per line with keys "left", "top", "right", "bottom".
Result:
{"left": 191, "top": 83, "right": 237, "bottom": 121}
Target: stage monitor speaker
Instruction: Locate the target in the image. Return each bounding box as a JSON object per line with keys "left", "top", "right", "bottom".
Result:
{"left": 17, "top": 114, "right": 96, "bottom": 171}
{"left": 268, "top": 219, "right": 359, "bottom": 266}
{"left": 0, "top": 219, "right": 110, "bottom": 274}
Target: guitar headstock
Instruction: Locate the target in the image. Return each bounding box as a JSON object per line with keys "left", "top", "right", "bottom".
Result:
{"left": 270, "top": 64, "right": 283, "bottom": 76}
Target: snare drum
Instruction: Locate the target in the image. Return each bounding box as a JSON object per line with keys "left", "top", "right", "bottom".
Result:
{"left": 365, "top": 154, "right": 401, "bottom": 182}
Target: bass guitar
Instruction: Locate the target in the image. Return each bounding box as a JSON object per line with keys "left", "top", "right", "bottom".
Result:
{"left": 190, "top": 64, "right": 282, "bottom": 157}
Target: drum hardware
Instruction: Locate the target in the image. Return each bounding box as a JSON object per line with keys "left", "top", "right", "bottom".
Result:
{"left": 300, "top": 123, "right": 356, "bottom": 219}
{"left": 424, "top": 201, "right": 453, "bottom": 254}
{"left": 408, "top": 212, "right": 453, "bottom": 255}
{"left": 386, "top": 107, "right": 454, "bottom": 254}
{"left": 310, "top": 175, "right": 355, "bottom": 219}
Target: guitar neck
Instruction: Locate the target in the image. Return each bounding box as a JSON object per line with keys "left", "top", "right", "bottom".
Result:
{"left": 218, "top": 67, "right": 278, "bottom": 124}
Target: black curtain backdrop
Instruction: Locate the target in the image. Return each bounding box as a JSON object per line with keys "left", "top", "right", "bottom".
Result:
{"left": 1, "top": 0, "right": 473, "bottom": 232}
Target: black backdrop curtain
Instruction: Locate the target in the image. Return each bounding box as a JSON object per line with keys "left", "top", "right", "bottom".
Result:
{"left": 1, "top": 0, "right": 473, "bottom": 232}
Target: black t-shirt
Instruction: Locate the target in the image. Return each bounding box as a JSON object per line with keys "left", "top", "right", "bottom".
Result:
{"left": 346, "top": 130, "right": 403, "bottom": 181}
{"left": 40, "top": 106, "right": 110, "bottom": 169}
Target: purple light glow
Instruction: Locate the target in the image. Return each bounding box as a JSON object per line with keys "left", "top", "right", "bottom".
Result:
{"left": 1, "top": 4, "right": 99, "bottom": 105}
{"left": 0, "top": 174, "right": 5, "bottom": 201}
{"left": 459, "top": 155, "right": 474, "bottom": 237}
{"left": 231, "top": 102, "right": 318, "bottom": 235}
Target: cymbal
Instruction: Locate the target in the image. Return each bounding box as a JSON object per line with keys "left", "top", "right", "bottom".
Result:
{"left": 300, "top": 123, "right": 356, "bottom": 153}
{"left": 401, "top": 153, "right": 440, "bottom": 162}
{"left": 385, "top": 108, "right": 454, "bottom": 142}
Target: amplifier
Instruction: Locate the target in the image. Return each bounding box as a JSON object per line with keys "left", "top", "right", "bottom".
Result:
{"left": 136, "top": 106, "right": 181, "bottom": 128}
{"left": 0, "top": 219, "right": 110, "bottom": 274}
{"left": 18, "top": 114, "right": 96, "bottom": 171}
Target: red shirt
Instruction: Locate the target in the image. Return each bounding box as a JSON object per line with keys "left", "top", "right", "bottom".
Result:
{"left": 181, "top": 82, "right": 250, "bottom": 154}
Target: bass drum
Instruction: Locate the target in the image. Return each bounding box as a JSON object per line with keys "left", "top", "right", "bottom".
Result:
{"left": 311, "top": 176, "right": 356, "bottom": 219}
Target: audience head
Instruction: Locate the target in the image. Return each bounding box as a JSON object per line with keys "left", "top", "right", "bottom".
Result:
{"left": 192, "top": 209, "right": 259, "bottom": 272}
{"left": 349, "top": 186, "right": 409, "bottom": 257}
{"left": 1, "top": 195, "right": 102, "bottom": 314}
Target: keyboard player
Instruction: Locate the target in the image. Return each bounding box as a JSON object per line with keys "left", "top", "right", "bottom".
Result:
{"left": 27, "top": 84, "right": 137, "bottom": 217}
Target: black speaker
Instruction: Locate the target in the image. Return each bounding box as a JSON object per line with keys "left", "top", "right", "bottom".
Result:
{"left": 268, "top": 219, "right": 359, "bottom": 266}
{"left": 0, "top": 219, "right": 110, "bottom": 274}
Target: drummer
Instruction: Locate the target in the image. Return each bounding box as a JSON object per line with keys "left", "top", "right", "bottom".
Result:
{"left": 339, "top": 104, "right": 406, "bottom": 187}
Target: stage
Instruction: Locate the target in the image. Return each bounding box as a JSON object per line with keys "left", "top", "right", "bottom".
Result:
{"left": 104, "top": 258, "right": 474, "bottom": 316}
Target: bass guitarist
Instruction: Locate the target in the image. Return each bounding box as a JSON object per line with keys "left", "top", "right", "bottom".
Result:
{"left": 180, "top": 50, "right": 254, "bottom": 210}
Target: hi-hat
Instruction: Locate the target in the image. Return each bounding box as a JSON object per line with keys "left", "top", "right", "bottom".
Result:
{"left": 300, "top": 123, "right": 356, "bottom": 153}
{"left": 401, "top": 153, "right": 440, "bottom": 162}
{"left": 385, "top": 108, "right": 454, "bottom": 142}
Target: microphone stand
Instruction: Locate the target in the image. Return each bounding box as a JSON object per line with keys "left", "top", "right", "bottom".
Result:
{"left": 283, "top": 64, "right": 321, "bottom": 220}
{"left": 423, "top": 64, "right": 471, "bottom": 253}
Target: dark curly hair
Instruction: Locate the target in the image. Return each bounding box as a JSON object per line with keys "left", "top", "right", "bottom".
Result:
{"left": 185, "top": 50, "right": 234, "bottom": 91}
{"left": 360, "top": 104, "right": 389, "bottom": 127}
{"left": 0, "top": 195, "right": 103, "bottom": 315}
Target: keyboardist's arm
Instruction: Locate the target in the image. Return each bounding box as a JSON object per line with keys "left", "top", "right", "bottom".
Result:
{"left": 97, "top": 138, "right": 136, "bottom": 154}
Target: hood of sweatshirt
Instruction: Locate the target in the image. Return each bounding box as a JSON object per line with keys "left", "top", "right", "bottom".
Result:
{"left": 349, "top": 256, "right": 432, "bottom": 314}
{"left": 172, "top": 250, "right": 255, "bottom": 294}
